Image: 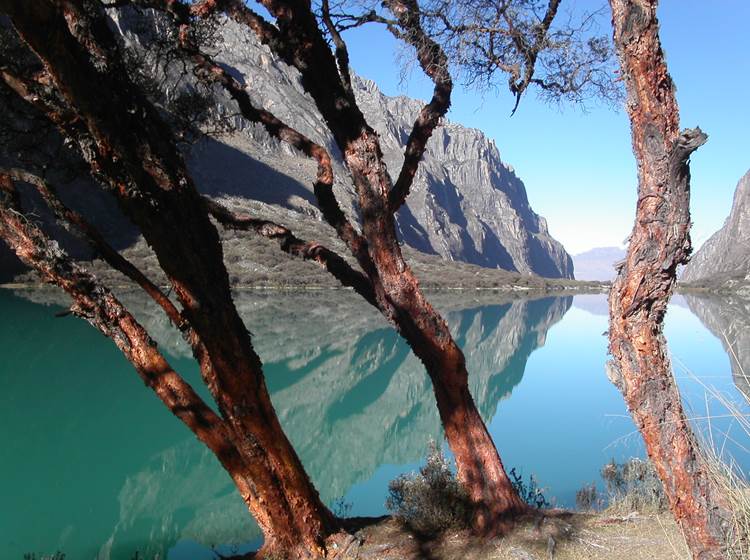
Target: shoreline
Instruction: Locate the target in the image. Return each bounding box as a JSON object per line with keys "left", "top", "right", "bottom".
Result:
{"left": 0, "top": 280, "right": 609, "bottom": 293}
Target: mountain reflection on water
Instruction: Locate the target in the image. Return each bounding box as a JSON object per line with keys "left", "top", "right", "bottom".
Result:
{"left": 1, "top": 289, "right": 747, "bottom": 560}
{"left": 686, "top": 294, "right": 750, "bottom": 401}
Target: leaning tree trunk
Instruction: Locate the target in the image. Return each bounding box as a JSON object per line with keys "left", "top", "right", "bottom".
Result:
{"left": 607, "top": 1, "right": 730, "bottom": 557}
{"left": 0, "top": 2, "right": 337, "bottom": 557}
{"left": 0, "top": 174, "right": 332, "bottom": 559}
{"left": 344, "top": 131, "right": 528, "bottom": 529}
{"left": 234, "top": 0, "right": 527, "bottom": 529}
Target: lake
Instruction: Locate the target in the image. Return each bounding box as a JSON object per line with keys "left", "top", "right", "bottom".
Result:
{"left": 2, "top": 288, "right": 748, "bottom": 559}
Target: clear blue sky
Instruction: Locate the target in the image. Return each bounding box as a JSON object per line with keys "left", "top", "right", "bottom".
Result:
{"left": 336, "top": 1, "right": 750, "bottom": 254}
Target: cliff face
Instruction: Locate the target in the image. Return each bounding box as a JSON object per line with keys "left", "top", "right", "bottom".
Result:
{"left": 205, "top": 17, "right": 572, "bottom": 277}
{"left": 0, "top": 12, "right": 572, "bottom": 281}
{"left": 683, "top": 170, "right": 750, "bottom": 284}
{"left": 142, "top": 13, "right": 570, "bottom": 277}
{"left": 351, "top": 79, "right": 573, "bottom": 277}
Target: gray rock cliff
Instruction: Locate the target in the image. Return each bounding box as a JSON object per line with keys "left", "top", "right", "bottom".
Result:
{"left": 683, "top": 169, "right": 750, "bottom": 285}
{"left": 206, "top": 17, "right": 572, "bottom": 277}
{"left": 0, "top": 11, "right": 573, "bottom": 281}
{"left": 686, "top": 295, "right": 750, "bottom": 401}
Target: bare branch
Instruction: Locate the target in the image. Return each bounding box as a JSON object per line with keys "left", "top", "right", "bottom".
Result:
{"left": 2, "top": 167, "right": 189, "bottom": 331}
{"left": 508, "top": 0, "right": 560, "bottom": 114}
{"left": 204, "top": 197, "right": 377, "bottom": 306}
{"left": 0, "top": 172, "right": 240, "bottom": 468}
{"left": 321, "top": 0, "right": 354, "bottom": 94}
{"left": 192, "top": 0, "right": 281, "bottom": 46}
{"left": 417, "top": 0, "right": 620, "bottom": 111}
{"left": 382, "top": 0, "right": 453, "bottom": 213}
{"left": 125, "top": 0, "right": 373, "bottom": 275}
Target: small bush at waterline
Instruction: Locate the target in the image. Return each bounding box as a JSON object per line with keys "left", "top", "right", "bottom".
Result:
{"left": 508, "top": 467, "right": 550, "bottom": 509}
{"left": 576, "top": 457, "right": 668, "bottom": 513}
{"left": 386, "top": 442, "right": 472, "bottom": 535}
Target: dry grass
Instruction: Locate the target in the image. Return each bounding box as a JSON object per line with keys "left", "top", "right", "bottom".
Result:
{"left": 336, "top": 512, "right": 690, "bottom": 560}
{"left": 672, "top": 355, "right": 750, "bottom": 559}
{"left": 703, "top": 449, "right": 750, "bottom": 559}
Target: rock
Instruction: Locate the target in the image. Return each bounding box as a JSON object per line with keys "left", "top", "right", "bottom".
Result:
{"left": 510, "top": 546, "right": 539, "bottom": 560}
{"left": 685, "top": 294, "right": 750, "bottom": 401}
{"left": 683, "top": 169, "right": 750, "bottom": 284}
{"left": 193, "top": 13, "right": 573, "bottom": 277}
{"left": 0, "top": 8, "right": 572, "bottom": 281}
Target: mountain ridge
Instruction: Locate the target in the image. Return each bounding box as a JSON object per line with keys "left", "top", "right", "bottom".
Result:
{"left": 683, "top": 169, "right": 750, "bottom": 289}
{"left": 206, "top": 14, "right": 573, "bottom": 277}
{"left": 571, "top": 246, "right": 625, "bottom": 281}
{"left": 0, "top": 10, "right": 573, "bottom": 281}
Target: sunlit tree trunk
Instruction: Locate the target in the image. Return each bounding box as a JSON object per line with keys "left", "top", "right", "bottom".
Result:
{"left": 607, "top": 1, "right": 730, "bottom": 557}
{"left": 343, "top": 131, "right": 528, "bottom": 528}
{"left": 210, "top": 0, "right": 528, "bottom": 529}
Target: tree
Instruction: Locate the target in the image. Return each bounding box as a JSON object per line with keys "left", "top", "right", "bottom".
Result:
{"left": 413, "top": 0, "right": 619, "bottom": 112}
{"left": 606, "top": 1, "right": 731, "bottom": 557}
{"left": 178, "top": 0, "right": 530, "bottom": 530}
{"left": 167, "top": 0, "right": 617, "bottom": 531}
{"left": 0, "top": 0, "right": 610, "bottom": 553}
{"left": 0, "top": 0, "right": 529, "bottom": 553}
{"left": 0, "top": 2, "right": 339, "bottom": 558}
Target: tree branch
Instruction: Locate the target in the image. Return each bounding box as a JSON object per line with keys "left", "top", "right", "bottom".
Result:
{"left": 127, "top": 0, "right": 373, "bottom": 274}
{"left": 204, "top": 197, "right": 377, "bottom": 306}
{"left": 383, "top": 0, "right": 453, "bottom": 213}
{"left": 2, "top": 167, "right": 189, "bottom": 331}
{"left": 0, "top": 172, "right": 240, "bottom": 467}
{"left": 191, "top": 0, "right": 281, "bottom": 46}
{"left": 320, "top": 0, "right": 354, "bottom": 94}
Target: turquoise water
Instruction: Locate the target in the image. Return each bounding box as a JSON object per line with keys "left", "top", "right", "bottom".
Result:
{"left": 1, "top": 289, "right": 748, "bottom": 559}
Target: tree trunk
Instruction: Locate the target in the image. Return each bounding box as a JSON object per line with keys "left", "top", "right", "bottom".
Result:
{"left": 346, "top": 132, "right": 528, "bottom": 529}
{"left": 0, "top": 3, "right": 337, "bottom": 557}
{"left": 427, "top": 340, "right": 528, "bottom": 528}
{"left": 607, "top": 1, "right": 730, "bottom": 557}
{"left": 219, "top": 0, "right": 527, "bottom": 528}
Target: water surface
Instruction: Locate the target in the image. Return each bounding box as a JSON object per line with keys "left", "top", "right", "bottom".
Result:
{"left": 1, "top": 289, "right": 748, "bottom": 559}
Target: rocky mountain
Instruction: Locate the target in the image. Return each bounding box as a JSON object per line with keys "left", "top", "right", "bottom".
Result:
{"left": 0, "top": 11, "right": 572, "bottom": 282}
{"left": 188, "top": 15, "right": 572, "bottom": 277}
{"left": 682, "top": 169, "right": 750, "bottom": 287}
{"left": 571, "top": 246, "right": 625, "bottom": 281}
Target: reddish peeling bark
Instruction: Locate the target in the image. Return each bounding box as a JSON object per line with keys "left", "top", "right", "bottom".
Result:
{"left": 607, "top": 1, "right": 730, "bottom": 558}
{"left": 3, "top": 168, "right": 188, "bottom": 330}
{"left": 0, "top": 174, "right": 322, "bottom": 557}
{"left": 0, "top": 2, "right": 337, "bottom": 557}
{"left": 196, "top": 0, "right": 526, "bottom": 529}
